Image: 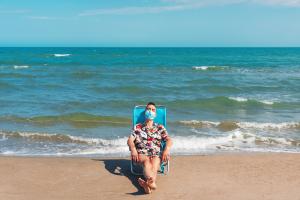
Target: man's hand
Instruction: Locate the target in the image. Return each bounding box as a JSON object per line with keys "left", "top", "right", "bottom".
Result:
{"left": 131, "top": 148, "right": 139, "bottom": 163}
{"left": 161, "top": 148, "right": 170, "bottom": 163}
{"left": 127, "top": 136, "right": 139, "bottom": 162}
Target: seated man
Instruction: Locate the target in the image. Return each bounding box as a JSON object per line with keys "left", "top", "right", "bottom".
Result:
{"left": 127, "top": 102, "right": 172, "bottom": 194}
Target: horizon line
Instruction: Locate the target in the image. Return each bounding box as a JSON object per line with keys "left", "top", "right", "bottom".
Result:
{"left": 1, "top": 46, "right": 300, "bottom": 48}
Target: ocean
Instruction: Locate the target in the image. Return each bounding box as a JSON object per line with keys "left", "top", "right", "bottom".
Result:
{"left": 0, "top": 47, "right": 299, "bottom": 156}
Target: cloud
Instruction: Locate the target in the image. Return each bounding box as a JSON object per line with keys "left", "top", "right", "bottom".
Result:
{"left": 252, "top": 0, "right": 300, "bottom": 7}
{"left": 79, "top": 5, "right": 200, "bottom": 16}
{"left": 79, "top": 0, "right": 300, "bottom": 16}
{"left": 79, "top": 0, "right": 236, "bottom": 16}
{"left": 0, "top": 9, "right": 30, "bottom": 14}
{"left": 27, "top": 16, "right": 76, "bottom": 21}
{"left": 28, "top": 16, "right": 58, "bottom": 20}
{"left": 163, "top": 0, "right": 300, "bottom": 6}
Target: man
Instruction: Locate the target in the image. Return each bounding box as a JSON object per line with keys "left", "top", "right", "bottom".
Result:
{"left": 127, "top": 102, "right": 172, "bottom": 194}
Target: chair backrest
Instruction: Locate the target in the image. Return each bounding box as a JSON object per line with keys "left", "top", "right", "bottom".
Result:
{"left": 132, "top": 105, "right": 167, "bottom": 128}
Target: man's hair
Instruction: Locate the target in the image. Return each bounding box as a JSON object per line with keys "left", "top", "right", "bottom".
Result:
{"left": 146, "top": 102, "right": 156, "bottom": 107}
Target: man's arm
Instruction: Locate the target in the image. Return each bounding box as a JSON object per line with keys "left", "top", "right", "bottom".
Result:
{"left": 127, "top": 135, "right": 139, "bottom": 162}
{"left": 162, "top": 137, "right": 172, "bottom": 162}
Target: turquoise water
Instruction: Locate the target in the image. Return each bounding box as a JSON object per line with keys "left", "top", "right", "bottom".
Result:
{"left": 0, "top": 47, "right": 300, "bottom": 156}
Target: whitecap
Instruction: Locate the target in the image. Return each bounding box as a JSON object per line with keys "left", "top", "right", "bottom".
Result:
{"left": 13, "top": 65, "right": 29, "bottom": 69}
{"left": 179, "top": 120, "right": 300, "bottom": 130}
{"left": 237, "top": 121, "right": 300, "bottom": 130}
{"left": 229, "top": 96, "right": 275, "bottom": 105}
{"left": 260, "top": 100, "right": 274, "bottom": 105}
{"left": 192, "top": 66, "right": 228, "bottom": 71}
{"left": 229, "top": 97, "right": 248, "bottom": 102}
{"left": 193, "top": 66, "right": 209, "bottom": 70}
{"left": 53, "top": 54, "right": 71, "bottom": 57}
{"left": 179, "top": 120, "right": 218, "bottom": 127}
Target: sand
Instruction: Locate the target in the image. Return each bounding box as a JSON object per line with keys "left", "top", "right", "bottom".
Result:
{"left": 0, "top": 153, "right": 300, "bottom": 200}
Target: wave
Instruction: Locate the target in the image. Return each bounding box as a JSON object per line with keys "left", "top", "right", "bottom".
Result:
{"left": 179, "top": 120, "right": 300, "bottom": 131}
{"left": 192, "top": 66, "right": 228, "bottom": 71}
{"left": 166, "top": 96, "right": 297, "bottom": 111}
{"left": 0, "top": 130, "right": 126, "bottom": 145}
{"left": 229, "top": 97, "right": 274, "bottom": 105}
{"left": 179, "top": 120, "right": 238, "bottom": 131}
{"left": 1, "top": 130, "right": 299, "bottom": 156}
{"left": 172, "top": 130, "right": 300, "bottom": 154}
{"left": 53, "top": 54, "right": 71, "bottom": 57}
{"left": 0, "top": 131, "right": 91, "bottom": 144}
{"left": 0, "top": 131, "right": 129, "bottom": 156}
{"left": 13, "top": 65, "right": 29, "bottom": 69}
{"left": 0, "top": 73, "right": 35, "bottom": 78}
{"left": 1, "top": 113, "right": 131, "bottom": 128}
{"left": 90, "top": 85, "right": 156, "bottom": 95}
{"left": 237, "top": 121, "right": 300, "bottom": 130}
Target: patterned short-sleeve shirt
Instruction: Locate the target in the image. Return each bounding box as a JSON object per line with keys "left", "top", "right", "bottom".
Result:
{"left": 131, "top": 123, "right": 169, "bottom": 156}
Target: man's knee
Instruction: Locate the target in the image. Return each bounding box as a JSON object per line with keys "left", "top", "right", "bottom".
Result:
{"left": 143, "top": 160, "right": 152, "bottom": 169}
{"left": 151, "top": 157, "right": 161, "bottom": 170}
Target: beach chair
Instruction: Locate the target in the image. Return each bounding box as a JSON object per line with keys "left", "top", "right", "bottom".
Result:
{"left": 130, "top": 105, "right": 170, "bottom": 175}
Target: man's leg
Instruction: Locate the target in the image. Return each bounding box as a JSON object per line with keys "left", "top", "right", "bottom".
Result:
{"left": 137, "top": 154, "right": 153, "bottom": 194}
{"left": 147, "top": 156, "right": 160, "bottom": 189}
{"left": 138, "top": 154, "right": 154, "bottom": 180}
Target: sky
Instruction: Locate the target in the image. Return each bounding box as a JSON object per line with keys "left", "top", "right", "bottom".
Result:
{"left": 0, "top": 0, "right": 300, "bottom": 47}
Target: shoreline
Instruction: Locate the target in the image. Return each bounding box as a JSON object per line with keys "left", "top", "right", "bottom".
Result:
{"left": 1, "top": 153, "right": 300, "bottom": 200}
{"left": 1, "top": 149, "right": 299, "bottom": 158}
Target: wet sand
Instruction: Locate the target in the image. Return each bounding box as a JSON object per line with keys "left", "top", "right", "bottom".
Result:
{"left": 0, "top": 153, "right": 300, "bottom": 200}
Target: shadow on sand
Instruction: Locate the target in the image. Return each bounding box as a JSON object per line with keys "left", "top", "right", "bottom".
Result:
{"left": 92, "top": 158, "right": 144, "bottom": 195}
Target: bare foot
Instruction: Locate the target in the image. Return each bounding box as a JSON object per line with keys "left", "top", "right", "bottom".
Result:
{"left": 147, "top": 177, "right": 157, "bottom": 190}
{"left": 138, "top": 178, "right": 152, "bottom": 194}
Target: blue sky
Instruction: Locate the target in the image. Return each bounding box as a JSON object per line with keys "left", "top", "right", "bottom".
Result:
{"left": 0, "top": 0, "right": 300, "bottom": 47}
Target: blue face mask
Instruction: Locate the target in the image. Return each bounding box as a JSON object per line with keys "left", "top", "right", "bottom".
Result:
{"left": 145, "top": 110, "right": 156, "bottom": 120}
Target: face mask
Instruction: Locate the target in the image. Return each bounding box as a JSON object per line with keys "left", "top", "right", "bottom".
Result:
{"left": 145, "top": 109, "right": 156, "bottom": 120}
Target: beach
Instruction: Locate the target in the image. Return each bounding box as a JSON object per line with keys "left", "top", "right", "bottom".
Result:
{"left": 1, "top": 153, "right": 300, "bottom": 200}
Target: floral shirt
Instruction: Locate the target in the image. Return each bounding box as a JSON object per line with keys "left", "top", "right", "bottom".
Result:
{"left": 131, "top": 123, "right": 169, "bottom": 156}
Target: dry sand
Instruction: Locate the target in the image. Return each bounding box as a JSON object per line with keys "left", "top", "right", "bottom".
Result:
{"left": 0, "top": 153, "right": 300, "bottom": 200}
